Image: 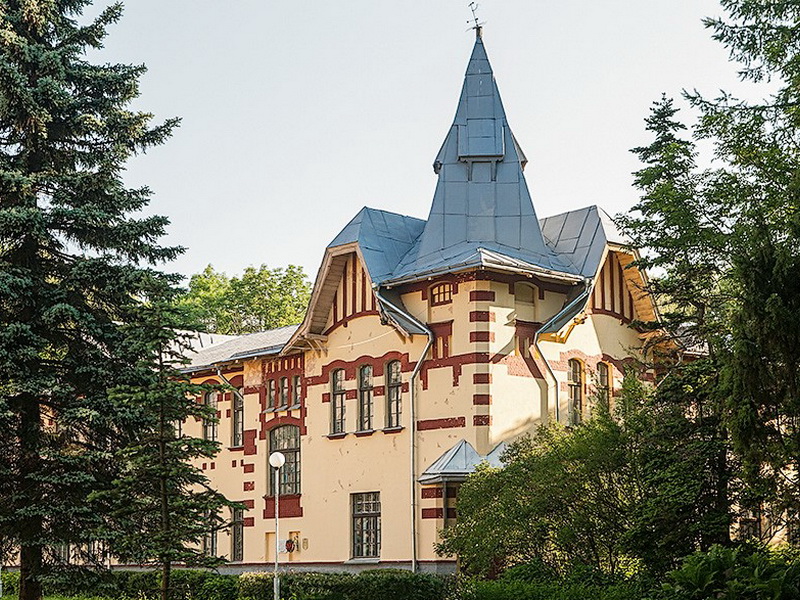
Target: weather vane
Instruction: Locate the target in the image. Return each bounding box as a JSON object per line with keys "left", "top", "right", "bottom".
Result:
{"left": 468, "top": 2, "right": 485, "bottom": 36}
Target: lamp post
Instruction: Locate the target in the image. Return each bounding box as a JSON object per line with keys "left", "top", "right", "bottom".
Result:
{"left": 269, "top": 451, "right": 286, "bottom": 600}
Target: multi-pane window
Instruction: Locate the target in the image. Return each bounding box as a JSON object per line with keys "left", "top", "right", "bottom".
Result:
{"left": 331, "top": 369, "right": 346, "bottom": 434}
{"left": 203, "top": 391, "right": 218, "bottom": 442}
{"left": 269, "top": 425, "right": 300, "bottom": 496}
{"left": 279, "top": 377, "right": 289, "bottom": 408}
{"left": 268, "top": 379, "right": 276, "bottom": 408}
{"left": 597, "top": 362, "right": 610, "bottom": 409}
{"left": 429, "top": 283, "right": 453, "bottom": 306}
{"left": 352, "top": 492, "right": 381, "bottom": 558}
{"left": 231, "top": 507, "right": 244, "bottom": 562}
{"left": 292, "top": 375, "right": 302, "bottom": 406}
{"left": 232, "top": 388, "right": 244, "bottom": 447}
{"left": 203, "top": 527, "right": 218, "bottom": 558}
{"left": 567, "top": 359, "right": 583, "bottom": 426}
{"left": 386, "top": 361, "right": 402, "bottom": 428}
{"left": 358, "top": 365, "right": 373, "bottom": 431}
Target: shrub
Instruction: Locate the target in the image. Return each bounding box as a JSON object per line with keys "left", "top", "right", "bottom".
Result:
{"left": 1, "top": 570, "right": 20, "bottom": 597}
{"left": 663, "top": 544, "right": 800, "bottom": 600}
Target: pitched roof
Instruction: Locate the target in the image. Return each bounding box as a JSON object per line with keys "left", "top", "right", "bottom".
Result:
{"left": 387, "top": 34, "right": 575, "bottom": 284}
{"left": 328, "top": 207, "right": 425, "bottom": 283}
{"left": 183, "top": 325, "right": 299, "bottom": 372}
{"left": 418, "top": 439, "right": 506, "bottom": 484}
{"left": 540, "top": 205, "right": 629, "bottom": 278}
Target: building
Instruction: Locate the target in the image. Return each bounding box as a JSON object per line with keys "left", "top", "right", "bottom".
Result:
{"left": 183, "top": 29, "right": 656, "bottom": 573}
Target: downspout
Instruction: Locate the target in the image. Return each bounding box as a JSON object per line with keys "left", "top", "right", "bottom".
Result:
{"left": 533, "top": 282, "right": 591, "bottom": 424}
{"left": 374, "top": 286, "right": 433, "bottom": 574}
{"left": 216, "top": 368, "right": 244, "bottom": 402}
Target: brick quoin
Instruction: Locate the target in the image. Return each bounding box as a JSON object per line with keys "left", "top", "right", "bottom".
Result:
{"left": 469, "top": 290, "right": 496, "bottom": 301}
{"left": 417, "top": 417, "right": 466, "bottom": 431}
{"left": 422, "top": 487, "right": 443, "bottom": 499}
{"left": 473, "top": 394, "right": 492, "bottom": 405}
{"left": 473, "top": 373, "right": 492, "bottom": 384}
{"left": 469, "top": 331, "right": 494, "bottom": 342}
{"left": 243, "top": 463, "right": 255, "bottom": 473}
{"left": 243, "top": 481, "right": 255, "bottom": 492}
{"left": 243, "top": 517, "right": 255, "bottom": 528}
{"left": 473, "top": 415, "right": 492, "bottom": 426}
{"left": 243, "top": 429, "right": 258, "bottom": 456}
{"left": 469, "top": 311, "right": 495, "bottom": 322}
{"left": 422, "top": 508, "right": 444, "bottom": 519}
{"left": 243, "top": 499, "right": 255, "bottom": 509}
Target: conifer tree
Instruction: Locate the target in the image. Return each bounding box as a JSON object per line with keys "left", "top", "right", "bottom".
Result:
{"left": 0, "top": 3, "right": 181, "bottom": 599}
{"left": 95, "top": 287, "right": 238, "bottom": 600}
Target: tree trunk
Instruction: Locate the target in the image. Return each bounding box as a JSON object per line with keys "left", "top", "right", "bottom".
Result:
{"left": 161, "top": 560, "right": 171, "bottom": 600}
{"left": 18, "top": 396, "right": 43, "bottom": 600}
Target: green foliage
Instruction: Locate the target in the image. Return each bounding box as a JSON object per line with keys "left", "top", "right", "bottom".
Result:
{"left": 238, "top": 570, "right": 447, "bottom": 600}
{"left": 663, "top": 545, "right": 800, "bottom": 600}
{"left": 453, "top": 578, "right": 652, "bottom": 600}
{"left": 437, "top": 369, "right": 734, "bottom": 577}
{"left": 1, "top": 571, "right": 20, "bottom": 597}
{"left": 178, "top": 264, "right": 311, "bottom": 334}
{"left": 0, "top": 1, "right": 182, "bottom": 597}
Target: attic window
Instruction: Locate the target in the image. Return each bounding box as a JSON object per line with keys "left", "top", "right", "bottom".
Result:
{"left": 430, "top": 283, "right": 453, "bottom": 307}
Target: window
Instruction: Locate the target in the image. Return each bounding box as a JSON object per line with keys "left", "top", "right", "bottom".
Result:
{"left": 739, "top": 508, "right": 762, "bottom": 541}
{"left": 268, "top": 379, "right": 276, "bottom": 408}
{"left": 567, "top": 359, "right": 583, "bottom": 426}
{"left": 279, "top": 377, "right": 289, "bottom": 408}
{"left": 231, "top": 507, "right": 244, "bottom": 562}
{"left": 331, "top": 369, "right": 346, "bottom": 434}
{"left": 292, "top": 375, "right": 302, "bottom": 406}
{"left": 231, "top": 388, "right": 244, "bottom": 447}
{"left": 203, "top": 391, "right": 218, "bottom": 442}
{"left": 514, "top": 282, "right": 536, "bottom": 322}
{"left": 269, "top": 425, "right": 300, "bottom": 496}
{"left": 429, "top": 282, "right": 453, "bottom": 306}
{"left": 358, "top": 365, "right": 373, "bottom": 431}
{"left": 203, "top": 527, "right": 218, "bottom": 558}
{"left": 352, "top": 492, "right": 381, "bottom": 558}
{"left": 597, "top": 362, "right": 610, "bottom": 409}
{"left": 386, "top": 360, "right": 402, "bottom": 428}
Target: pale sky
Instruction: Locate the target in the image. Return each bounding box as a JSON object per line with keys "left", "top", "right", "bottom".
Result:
{"left": 89, "top": 1, "right": 747, "bottom": 281}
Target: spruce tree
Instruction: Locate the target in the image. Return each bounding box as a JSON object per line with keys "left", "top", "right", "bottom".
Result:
{"left": 0, "top": 3, "right": 180, "bottom": 599}
{"left": 95, "top": 288, "right": 238, "bottom": 600}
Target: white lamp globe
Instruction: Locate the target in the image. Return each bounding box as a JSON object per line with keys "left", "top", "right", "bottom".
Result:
{"left": 269, "top": 451, "right": 286, "bottom": 468}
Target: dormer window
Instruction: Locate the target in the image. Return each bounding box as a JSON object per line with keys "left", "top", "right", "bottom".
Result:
{"left": 430, "top": 283, "right": 453, "bottom": 307}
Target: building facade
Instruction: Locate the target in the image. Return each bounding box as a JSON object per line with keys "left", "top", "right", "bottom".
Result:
{"left": 183, "top": 30, "right": 655, "bottom": 573}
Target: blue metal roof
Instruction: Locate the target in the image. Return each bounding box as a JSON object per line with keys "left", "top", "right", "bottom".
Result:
{"left": 328, "top": 206, "right": 425, "bottom": 283}
{"left": 387, "top": 34, "right": 575, "bottom": 283}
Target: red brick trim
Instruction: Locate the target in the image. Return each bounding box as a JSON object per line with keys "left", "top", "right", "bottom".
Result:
{"left": 228, "top": 374, "right": 244, "bottom": 388}
{"left": 243, "top": 463, "right": 255, "bottom": 473}
{"left": 421, "top": 508, "right": 443, "bottom": 519}
{"left": 422, "top": 487, "right": 443, "bottom": 499}
{"left": 243, "top": 481, "right": 255, "bottom": 492}
{"left": 345, "top": 389, "right": 357, "bottom": 400}
{"left": 473, "top": 415, "right": 492, "bottom": 426}
{"left": 324, "top": 309, "right": 380, "bottom": 335}
{"left": 473, "top": 394, "right": 492, "bottom": 405}
{"left": 589, "top": 307, "right": 633, "bottom": 324}
{"left": 470, "top": 331, "right": 495, "bottom": 342}
{"left": 417, "top": 417, "right": 466, "bottom": 431}
{"left": 243, "top": 499, "right": 255, "bottom": 509}
{"left": 473, "top": 373, "right": 492, "bottom": 384}
{"left": 264, "top": 495, "right": 303, "bottom": 518}
{"left": 306, "top": 351, "right": 412, "bottom": 385}
{"left": 470, "top": 290, "right": 495, "bottom": 301}
{"left": 243, "top": 517, "right": 255, "bottom": 528}
{"left": 322, "top": 392, "right": 331, "bottom": 403}
{"left": 243, "top": 429, "right": 258, "bottom": 456}
{"left": 469, "top": 311, "right": 495, "bottom": 322}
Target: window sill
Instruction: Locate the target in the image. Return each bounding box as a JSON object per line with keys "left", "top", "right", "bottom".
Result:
{"left": 262, "top": 408, "right": 276, "bottom": 414}
{"left": 326, "top": 432, "right": 348, "bottom": 439}
{"left": 228, "top": 445, "right": 245, "bottom": 451}
{"left": 354, "top": 429, "right": 375, "bottom": 437}
{"left": 288, "top": 403, "right": 301, "bottom": 410}
{"left": 382, "top": 426, "right": 404, "bottom": 434}
{"left": 345, "top": 557, "right": 380, "bottom": 565}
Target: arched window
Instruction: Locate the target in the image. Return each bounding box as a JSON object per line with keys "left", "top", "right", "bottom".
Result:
{"left": 270, "top": 425, "right": 300, "bottom": 496}
{"left": 358, "top": 365, "right": 373, "bottom": 431}
{"left": 596, "top": 362, "right": 611, "bottom": 409}
{"left": 331, "top": 369, "right": 346, "bottom": 434}
{"left": 279, "top": 376, "right": 289, "bottom": 408}
{"left": 567, "top": 359, "right": 583, "bottom": 425}
{"left": 386, "top": 360, "right": 402, "bottom": 428}
{"left": 203, "top": 391, "right": 218, "bottom": 442}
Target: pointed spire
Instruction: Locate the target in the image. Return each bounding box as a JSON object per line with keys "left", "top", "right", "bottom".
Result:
{"left": 390, "top": 33, "right": 572, "bottom": 283}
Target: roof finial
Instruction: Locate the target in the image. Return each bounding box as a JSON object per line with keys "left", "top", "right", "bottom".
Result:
{"left": 468, "top": 2, "right": 484, "bottom": 38}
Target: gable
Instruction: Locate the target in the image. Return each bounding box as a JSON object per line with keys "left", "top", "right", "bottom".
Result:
{"left": 589, "top": 250, "right": 656, "bottom": 324}
{"left": 324, "top": 251, "right": 378, "bottom": 333}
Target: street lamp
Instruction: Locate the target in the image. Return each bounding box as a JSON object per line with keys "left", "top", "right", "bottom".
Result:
{"left": 269, "top": 451, "right": 286, "bottom": 600}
